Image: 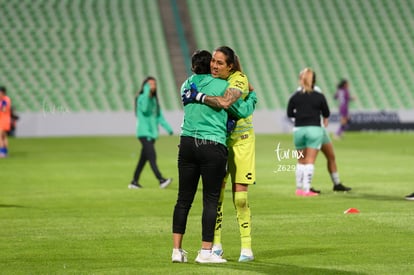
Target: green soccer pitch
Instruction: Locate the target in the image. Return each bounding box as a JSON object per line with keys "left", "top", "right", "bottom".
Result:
{"left": 1, "top": 133, "right": 413, "bottom": 274}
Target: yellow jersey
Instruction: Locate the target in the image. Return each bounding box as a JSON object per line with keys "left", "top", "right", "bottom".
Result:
{"left": 227, "top": 71, "right": 255, "bottom": 146}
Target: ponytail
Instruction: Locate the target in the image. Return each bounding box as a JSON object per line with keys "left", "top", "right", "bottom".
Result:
{"left": 299, "top": 68, "right": 315, "bottom": 93}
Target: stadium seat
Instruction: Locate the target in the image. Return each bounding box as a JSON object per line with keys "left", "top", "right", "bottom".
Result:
{"left": 0, "top": 0, "right": 180, "bottom": 112}
{"left": 194, "top": 0, "right": 414, "bottom": 111}
{"left": 0, "top": 0, "right": 413, "bottom": 112}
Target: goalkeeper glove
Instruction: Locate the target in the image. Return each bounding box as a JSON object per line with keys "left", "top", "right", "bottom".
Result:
{"left": 182, "top": 83, "right": 206, "bottom": 105}
{"left": 226, "top": 115, "right": 237, "bottom": 133}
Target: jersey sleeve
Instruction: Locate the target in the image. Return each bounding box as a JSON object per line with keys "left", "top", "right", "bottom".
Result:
{"left": 227, "top": 72, "right": 249, "bottom": 98}
{"left": 157, "top": 109, "right": 173, "bottom": 134}
{"left": 227, "top": 91, "right": 257, "bottom": 119}
{"left": 138, "top": 84, "right": 152, "bottom": 115}
{"left": 320, "top": 94, "right": 330, "bottom": 118}
{"left": 286, "top": 95, "right": 295, "bottom": 118}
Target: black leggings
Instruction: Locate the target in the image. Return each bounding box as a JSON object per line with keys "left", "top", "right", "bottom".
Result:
{"left": 172, "top": 136, "right": 227, "bottom": 242}
{"left": 132, "top": 137, "right": 163, "bottom": 182}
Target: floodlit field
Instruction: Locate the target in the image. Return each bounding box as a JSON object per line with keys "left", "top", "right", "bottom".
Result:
{"left": 1, "top": 133, "right": 413, "bottom": 274}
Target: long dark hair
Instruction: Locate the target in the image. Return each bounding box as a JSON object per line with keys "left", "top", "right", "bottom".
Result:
{"left": 337, "top": 79, "right": 348, "bottom": 89}
{"left": 135, "top": 76, "right": 160, "bottom": 116}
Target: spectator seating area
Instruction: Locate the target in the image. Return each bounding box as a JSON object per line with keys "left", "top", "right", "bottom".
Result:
{"left": 0, "top": 0, "right": 179, "bottom": 112}
{"left": 188, "top": 0, "right": 414, "bottom": 110}
{"left": 1, "top": 0, "right": 413, "bottom": 112}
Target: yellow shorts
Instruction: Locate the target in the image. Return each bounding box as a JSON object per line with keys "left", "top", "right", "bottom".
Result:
{"left": 225, "top": 138, "right": 256, "bottom": 185}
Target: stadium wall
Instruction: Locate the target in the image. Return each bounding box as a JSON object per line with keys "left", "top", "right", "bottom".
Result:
{"left": 14, "top": 110, "right": 414, "bottom": 137}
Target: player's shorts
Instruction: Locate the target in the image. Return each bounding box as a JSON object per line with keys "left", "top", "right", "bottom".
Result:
{"left": 339, "top": 107, "right": 349, "bottom": 118}
{"left": 322, "top": 127, "right": 331, "bottom": 145}
{"left": 0, "top": 118, "right": 11, "bottom": 132}
{"left": 293, "top": 126, "right": 324, "bottom": 150}
{"left": 225, "top": 137, "right": 255, "bottom": 185}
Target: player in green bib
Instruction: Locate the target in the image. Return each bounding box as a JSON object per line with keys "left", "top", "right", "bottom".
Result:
{"left": 181, "top": 46, "right": 257, "bottom": 262}
{"left": 172, "top": 50, "right": 256, "bottom": 264}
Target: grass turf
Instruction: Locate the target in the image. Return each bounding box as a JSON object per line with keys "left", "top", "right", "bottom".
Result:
{"left": 0, "top": 132, "right": 413, "bottom": 274}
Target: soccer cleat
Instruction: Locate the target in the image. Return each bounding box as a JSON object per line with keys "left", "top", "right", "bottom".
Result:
{"left": 128, "top": 181, "right": 142, "bottom": 189}
{"left": 302, "top": 190, "right": 319, "bottom": 197}
{"left": 310, "top": 187, "right": 321, "bottom": 194}
{"left": 405, "top": 193, "right": 414, "bottom": 201}
{"left": 172, "top": 248, "right": 188, "bottom": 263}
{"left": 160, "top": 178, "right": 172, "bottom": 189}
{"left": 212, "top": 244, "right": 223, "bottom": 257}
{"left": 295, "top": 189, "right": 304, "bottom": 196}
{"left": 333, "top": 183, "right": 352, "bottom": 192}
{"left": 195, "top": 250, "right": 227, "bottom": 263}
{"left": 238, "top": 248, "right": 254, "bottom": 262}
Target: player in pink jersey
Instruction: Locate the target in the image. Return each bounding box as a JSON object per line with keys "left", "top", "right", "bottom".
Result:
{"left": 0, "top": 86, "right": 12, "bottom": 157}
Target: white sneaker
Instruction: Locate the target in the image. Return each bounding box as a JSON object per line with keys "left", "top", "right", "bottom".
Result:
{"left": 195, "top": 250, "right": 227, "bottom": 263}
{"left": 160, "top": 178, "right": 172, "bottom": 189}
{"left": 172, "top": 248, "right": 188, "bottom": 263}
{"left": 212, "top": 244, "right": 223, "bottom": 257}
{"left": 238, "top": 248, "right": 254, "bottom": 262}
{"left": 128, "top": 181, "right": 142, "bottom": 189}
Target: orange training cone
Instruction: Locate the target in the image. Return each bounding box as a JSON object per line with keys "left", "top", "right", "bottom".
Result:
{"left": 344, "top": 208, "right": 360, "bottom": 214}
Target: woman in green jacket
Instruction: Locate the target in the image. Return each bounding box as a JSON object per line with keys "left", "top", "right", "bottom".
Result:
{"left": 129, "top": 76, "right": 173, "bottom": 189}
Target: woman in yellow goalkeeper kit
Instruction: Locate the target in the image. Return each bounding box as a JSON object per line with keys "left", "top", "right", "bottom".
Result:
{"left": 200, "top": 46, "right": 256, "bottom": 262}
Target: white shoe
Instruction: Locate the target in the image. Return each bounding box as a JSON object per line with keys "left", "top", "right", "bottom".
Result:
{"left": 212, "top": 244, "right": 223, "bottom": 257}
{"left": 160, "top": 178, "right": 172, "bottom": 189}
{"left": 238, "top": 248, "right": 254, "bottom": 262}
{"left": 128, "top": 181, "right": 142, "bottom": 189}
{"left": 195, "top": 250, "right": 227, "bottom": 263}
{"left": 172, "top": 248, "right": 188, "bottom": 263}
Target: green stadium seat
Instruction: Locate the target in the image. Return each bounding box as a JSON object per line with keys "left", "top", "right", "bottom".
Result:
{"left": 0, "top": 0, "right": 179, "bottom": 112}
{"left": 0, "top": 0, "right": 413, "bottom": 112}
